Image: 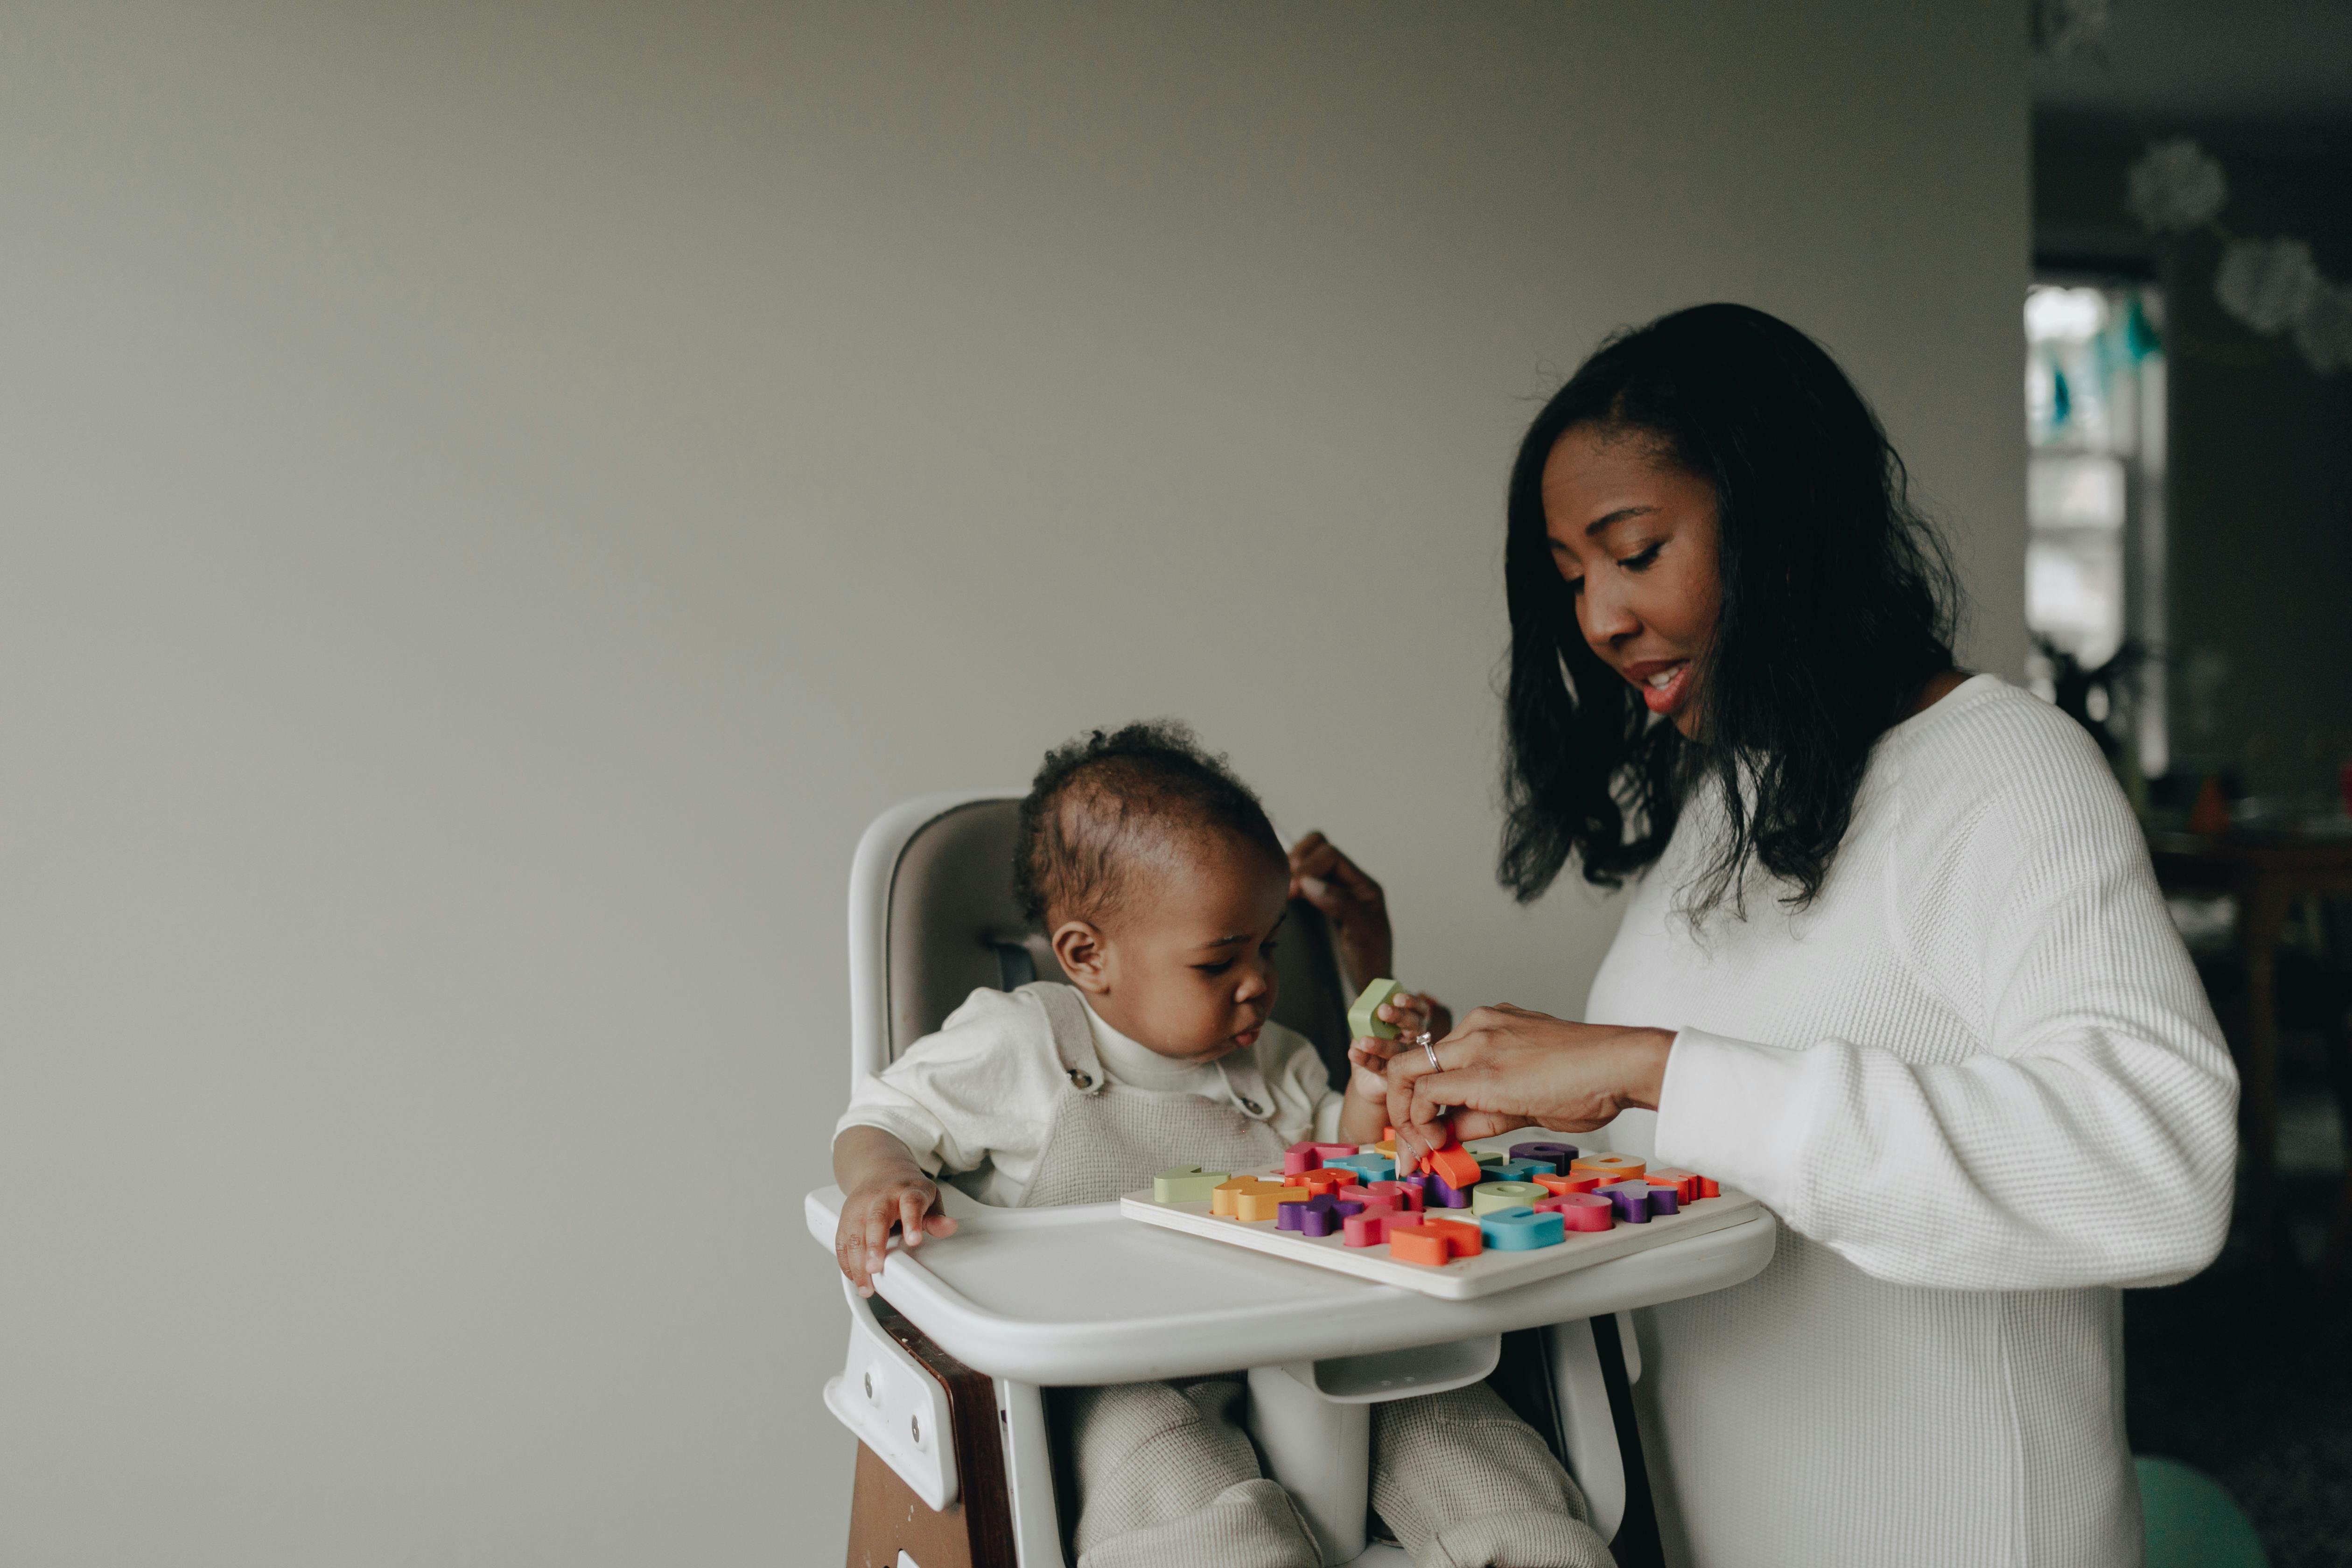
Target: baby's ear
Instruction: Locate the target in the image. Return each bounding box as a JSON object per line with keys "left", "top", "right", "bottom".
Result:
{"left": 1050, "top": 920, "right": 1112, "bottom": 993}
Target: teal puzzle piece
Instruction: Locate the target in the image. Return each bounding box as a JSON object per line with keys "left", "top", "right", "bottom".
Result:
{"left": 1479, "top": 1205, "right": 1567, "bottom": 1251}
{"left": 1325, "top": 1153, "right": 1396, "bottom": 1183}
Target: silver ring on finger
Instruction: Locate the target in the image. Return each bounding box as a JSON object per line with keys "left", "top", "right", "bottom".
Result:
{"left": 1421, "top": 1033, "right": 1440, "bottom": 1072}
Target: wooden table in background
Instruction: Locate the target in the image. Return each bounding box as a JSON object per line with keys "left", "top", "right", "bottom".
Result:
{"left": 2146, "top": 829, "right": 2352, "bottom": 1278}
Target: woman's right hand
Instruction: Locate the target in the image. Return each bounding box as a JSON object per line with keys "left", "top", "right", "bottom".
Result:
{"left": 1383, "top": 1004, "right": 1674, "bottom": 1166}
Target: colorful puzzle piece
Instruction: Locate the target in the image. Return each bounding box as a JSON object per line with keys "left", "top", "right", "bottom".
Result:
{"left": 1570, "top": 1154, "right": 1646, "bottom": 1184}
{"left": 1310, "top": 1142, "right": 1360, "bottom": 1159}
{"left": 1153, "top": 1166, "right": 1232, "bottom": 1203}
{"left": 1470, "top": 1180, "right": 1549, "bottom": 1215}
{"left": 1532, "top": 1170, "right": 1603, "bottom": 1197}
{"left": 1487, "top": 1159, "right": 1549, "bottom": 1182}
{"left": 1364, "top": 1179, "right": 1424, "bottom": 1213}
{"left": 1342, "top": 1204, "right": 1403, "bottom": 1247}
{"left": 1644, "top": 1168, "right": 1701, "bottom": 1204}
{"left": 1277, "top": 1193, "right": 1367, "bottom": 1237}
{"left": 1386, "top": 1215, "right": 1484, "bottom": 1266}
{"left": 1597, "top": 1180, "right": 1680, "bottom": 1224}
{"left": 1423, "top": 1169, "right": 1474, "bottom": 1208}
{"left": 1295, "top": 1167, "right": 1357, "bottom": 1197}
{"left": 1282, "top": 1143, "right": 1323, "bottom": 1176}
{"left": 1324, "top": 1153, "right": 1396, "bottom": 1183}
{"left": 1510, "top": 1141, "right": 1580, "bottom": 1170}
{"left": 1233, "top": 1183, "right": 1313, "bottom": 1222}
{"left": 1479, "top": 1205, "right": 1568, "bottom": 1251}
{"left": 1535, "top": 1192, "right": 1615, "bottom": 1232}
{"left": 1425, "top": 1143, "right": 1484, "bottom": 1190}
{"left": 1211, "top": 1177, "right": 1285, "bottom": 1217}
{"left": 1348, "top": 978, "right": 1403, "bottom": 1040}
{"left": 1640, "top": 1167, "right": 1720, "bottom": 1201}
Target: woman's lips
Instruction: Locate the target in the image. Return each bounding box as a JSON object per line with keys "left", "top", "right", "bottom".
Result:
{"left": 1628, "top": 660, "right": 1692, "bottom": 716}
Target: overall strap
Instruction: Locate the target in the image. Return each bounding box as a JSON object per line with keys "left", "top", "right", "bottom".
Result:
{"left": 1023, "top": 981, "right": 1109, "bottom": 1094}
{"left": 1217, "top": 1053, "right": 1277, "bottom": 1123}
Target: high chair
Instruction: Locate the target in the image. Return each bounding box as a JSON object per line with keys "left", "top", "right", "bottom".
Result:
{"left": 809, "top": 791, "right": 1778, "bottom": 1568}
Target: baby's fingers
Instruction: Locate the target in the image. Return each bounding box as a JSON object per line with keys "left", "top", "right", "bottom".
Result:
{"left": 836, "top": 1223, "right": 874, "bottom": 1294}
{"left": 861, "top": 1200, "right": 897, "bottom": 1281}
{"left": 897, "top": 1189, "right": 934, "bottom": 1249}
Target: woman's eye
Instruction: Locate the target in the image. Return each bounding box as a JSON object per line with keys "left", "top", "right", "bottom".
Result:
{"left": 1619, "top": 542, "right": 1663, "bottom": 571}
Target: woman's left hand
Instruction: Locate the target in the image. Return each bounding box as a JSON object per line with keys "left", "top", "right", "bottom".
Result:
{"left": 1385, "top": 1005, "right": 1675, "bottom": 1163}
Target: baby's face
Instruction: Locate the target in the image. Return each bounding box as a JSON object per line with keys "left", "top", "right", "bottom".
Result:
{"left": 1088, "top": 833, "right": 1288, "bottom": 1063}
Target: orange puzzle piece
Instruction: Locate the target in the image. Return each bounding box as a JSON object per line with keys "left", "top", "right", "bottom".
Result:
{"left": 1296, "top": 1168, "right": 1356, "bottom": 1197}
{"left": 1645, "top": 1168, "right": 1703, "bottom": 1204}
{"left": 1425, "top": 1144, "right": 1484, "bottom": 1190}
{"left": 1570, "top": 1154, "right": 1645, "bottom": 1183}
{"left": 1211, "top": 1177, "right": 1280, "bottom": 1217}
{"left": 1386, "top": 1215, "right": 1484, "bottom": 1266}
{"left": 1233, "top": 1183, "right": 1313, "bottom": 1222}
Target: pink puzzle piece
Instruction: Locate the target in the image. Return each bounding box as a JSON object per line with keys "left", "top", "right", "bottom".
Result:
{"left": 1535, "top": 1192, "right": 1614, "bottom": 1232}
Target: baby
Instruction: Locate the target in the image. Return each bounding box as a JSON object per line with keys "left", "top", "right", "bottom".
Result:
{"left": 833, "top": 721, "right": 1612, "bottom": 1568}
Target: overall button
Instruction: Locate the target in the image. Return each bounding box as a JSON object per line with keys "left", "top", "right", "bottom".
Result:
{"left": 1241, "top": 1098, "right": 1263, "bottom": 1115}
{"left": 1069, "top": 1069, "right": 1093, "bottom": 1088}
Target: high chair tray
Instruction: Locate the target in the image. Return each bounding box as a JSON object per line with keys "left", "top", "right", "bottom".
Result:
{"left": 803, "top": 1180, "right": 1774, "bottom": 1385}
{"left": 1120, "top": 1178, "right": 1762, "bottom": 1300}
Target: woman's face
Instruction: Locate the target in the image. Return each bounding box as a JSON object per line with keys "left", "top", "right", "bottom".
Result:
{"left": 1541, "top": 423, "right": 1722, "bottom": 738}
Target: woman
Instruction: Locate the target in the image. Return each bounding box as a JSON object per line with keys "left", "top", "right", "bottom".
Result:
{"left": 1365, "top": 304, "right": 2236, "bottom": 1566}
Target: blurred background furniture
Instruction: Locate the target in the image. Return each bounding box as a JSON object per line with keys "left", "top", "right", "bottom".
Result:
{"left": 2147, "top": 829, "right": 2352, "bottom": 1290}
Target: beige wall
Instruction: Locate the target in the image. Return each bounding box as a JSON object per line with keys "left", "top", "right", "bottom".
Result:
{"left": 0, "top": 4, "right": 2023, "bottom": 1561}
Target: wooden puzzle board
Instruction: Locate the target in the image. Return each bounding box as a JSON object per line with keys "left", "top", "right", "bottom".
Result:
{"left": 1120, "top": 1151, "right": 1762, "bottom": 1301}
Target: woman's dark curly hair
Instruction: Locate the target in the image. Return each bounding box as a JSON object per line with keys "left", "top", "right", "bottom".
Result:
{"left": 1501, "top": 303, "right": 1960, "bottom": 918}
{"left": 1015, "top": 720, "right": 1282, "bottom": 929}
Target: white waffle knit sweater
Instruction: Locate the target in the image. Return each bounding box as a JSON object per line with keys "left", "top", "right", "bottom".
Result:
{"left": 1584, "top": 675, "right": 2236, "bottom": 1568}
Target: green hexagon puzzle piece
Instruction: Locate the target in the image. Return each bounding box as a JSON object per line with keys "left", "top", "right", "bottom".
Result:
{"left": 1347, "top": 978, "right": 1402, "bottom": 1041}
{"left": 1153, "top": 1166, "right": 1231, "bottom": 1203}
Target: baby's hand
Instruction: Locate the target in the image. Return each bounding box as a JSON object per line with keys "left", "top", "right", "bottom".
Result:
{"left": 1345, "top": 988, "right": 1444, "bottom": 1100}
{"left": 835, "top": 1172, "right": 957, "bottom": 1297}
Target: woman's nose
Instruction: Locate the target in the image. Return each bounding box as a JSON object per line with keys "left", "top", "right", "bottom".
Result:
{"left": 1578, "top": 579, "right": 1641, "bottom": 647}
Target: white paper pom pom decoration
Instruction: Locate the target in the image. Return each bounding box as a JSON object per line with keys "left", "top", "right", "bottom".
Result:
{"left": 2125, "top": 140, "right": 2227, "bottom": 234}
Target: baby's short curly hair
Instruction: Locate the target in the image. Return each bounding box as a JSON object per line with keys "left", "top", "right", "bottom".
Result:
{"left": 1015, "top": 720, "right": 1284, "bottom": 930}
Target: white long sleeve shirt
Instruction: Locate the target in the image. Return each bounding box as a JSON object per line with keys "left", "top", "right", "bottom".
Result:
{"left": 835, "top": 986, "right": 1344, "bottom": 1207}
{"left": 1586, "top": 675, "right": 2235, "bottom": 1568}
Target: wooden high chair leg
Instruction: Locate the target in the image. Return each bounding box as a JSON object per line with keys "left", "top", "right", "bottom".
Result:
{"left": 846, "top": 1298, "right": 1016, "bottom": 1568}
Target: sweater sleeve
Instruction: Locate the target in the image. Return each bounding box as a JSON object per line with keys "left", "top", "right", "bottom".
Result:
{"left": 1653, "top": 707, "right": 2238, "bottom": 1292}
{"left": 833, "top": 987, "right": 1059, "bottom": 1180}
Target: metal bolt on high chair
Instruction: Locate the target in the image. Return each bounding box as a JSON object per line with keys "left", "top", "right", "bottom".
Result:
{"left": 807, "top": 791, "right": 1779, "bottom": 1568}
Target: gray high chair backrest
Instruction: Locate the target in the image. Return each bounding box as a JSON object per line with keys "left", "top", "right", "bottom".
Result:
{"left": 857, "top": 792, "right": 1355, "bottom": 1086}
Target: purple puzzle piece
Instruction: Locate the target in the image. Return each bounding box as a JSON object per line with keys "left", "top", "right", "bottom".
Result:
{"left": 1426, "top": 1169, "right": 1475, "bottom": 1209}
{"left": 1281, "top": 1194, "right": 1367, "bottom": 1238}
{"left": 1600, "top": 1181, "right": 1655, "bottom": 1224}
{"left": 1510, "top": 1141, "right": 1580, "bottom": 1173}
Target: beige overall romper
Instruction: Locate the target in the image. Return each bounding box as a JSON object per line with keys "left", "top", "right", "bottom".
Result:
{"left": 1013, "top": 983, "right": 1612, "bottom": 1568}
